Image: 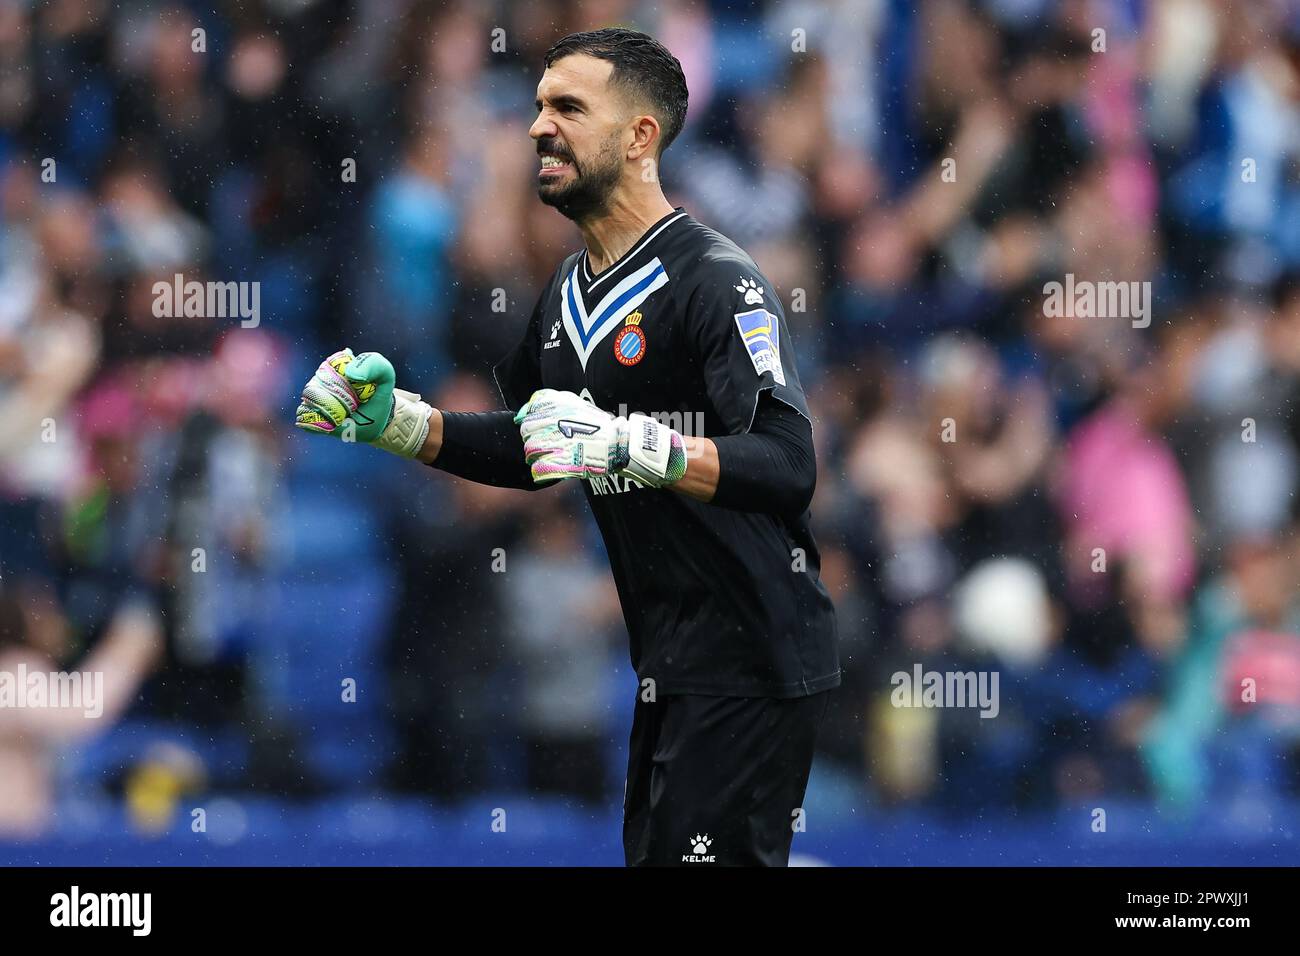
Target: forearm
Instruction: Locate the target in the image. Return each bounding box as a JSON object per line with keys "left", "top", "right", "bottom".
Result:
{"left": 667, "top": 437, "right": 719, "bottom": 502}
{"left": 676, "top": 399, "right": 815, "bottom": 517}
{"left": 420, "top": 408, "right": 538, "bottom": 491}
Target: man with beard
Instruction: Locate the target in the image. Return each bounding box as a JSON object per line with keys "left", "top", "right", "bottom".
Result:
{"left": 295, "top": 28, "right": 839, "bottom": 866}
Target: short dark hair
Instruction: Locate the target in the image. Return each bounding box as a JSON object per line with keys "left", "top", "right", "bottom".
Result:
{"left": 543, "top": 28, "right": 689, "bottom": 158}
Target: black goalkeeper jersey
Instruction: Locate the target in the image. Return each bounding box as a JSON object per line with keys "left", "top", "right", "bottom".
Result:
{"left": 493, "top": 207, "right": 840, "bottom": 698}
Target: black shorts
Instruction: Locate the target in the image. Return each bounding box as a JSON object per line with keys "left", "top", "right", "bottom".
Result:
{"left": 622, "top": 689, "right": 831, "bottom": 867}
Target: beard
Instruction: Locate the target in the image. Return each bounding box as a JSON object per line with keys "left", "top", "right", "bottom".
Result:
{"left": 537, "top": 133, "right": 623, "bottom": 222}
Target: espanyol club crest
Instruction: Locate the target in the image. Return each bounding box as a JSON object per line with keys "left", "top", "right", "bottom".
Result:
{"left": 613, "top": 310, "right": 647, "bottom": 366}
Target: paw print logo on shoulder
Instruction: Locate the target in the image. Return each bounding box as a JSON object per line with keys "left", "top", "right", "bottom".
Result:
{"left": 735, "top": 277, "right": 765, "bottom": 305}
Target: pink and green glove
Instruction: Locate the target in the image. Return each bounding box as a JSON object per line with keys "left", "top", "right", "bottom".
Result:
{"left": 514, "top": 388, "right": 687, "bottom": 487}
{"left": 294, "top": 348, "right": 431, "bottom": 458}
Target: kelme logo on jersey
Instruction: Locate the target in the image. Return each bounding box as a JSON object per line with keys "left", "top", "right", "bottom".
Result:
{"left": 613, "top": 310, "right": 647, "bottom": 366}
{"left": 544, "top": 319, "right": 563, "bottom": 350}
{"left": 735, "top": 277, "right": 765, "bottom": 305}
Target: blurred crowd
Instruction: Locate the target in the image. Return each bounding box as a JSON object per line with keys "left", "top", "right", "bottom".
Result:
{"left": 2, "top": 0, "right": 1300, "bottom": 839}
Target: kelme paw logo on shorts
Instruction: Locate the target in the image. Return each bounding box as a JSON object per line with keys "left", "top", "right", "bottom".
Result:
{"left": 682, "top": 834, "right": 716, "bottom": 863}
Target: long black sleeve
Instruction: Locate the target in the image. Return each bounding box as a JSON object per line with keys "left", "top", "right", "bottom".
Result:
{"left": 427, "top": 410, "right": 539, "bottom": 491}
{"left": 709, "top": 394, "right": 816, "bottom": 518}
{"left": 433, "top": 396, "right": 815, "bottom": 507}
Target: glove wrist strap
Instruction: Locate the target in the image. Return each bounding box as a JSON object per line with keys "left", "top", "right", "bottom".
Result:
{"left": 617, "top": 414, "right": 687, "bottom": 487}
{"left": 373, "top": 388, "right": 432, "bottom": 459}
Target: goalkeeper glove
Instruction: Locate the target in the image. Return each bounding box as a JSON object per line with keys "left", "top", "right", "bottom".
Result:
{"left": 514, "top": 388, "right": 687, "bottom": 487}
{"left": 294, "top": 348, "right": 432, "bottom": 459}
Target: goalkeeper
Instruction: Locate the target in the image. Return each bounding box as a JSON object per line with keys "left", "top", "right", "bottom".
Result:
{"left": 296, "top": 28, "right": 839, "bottom": 867}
